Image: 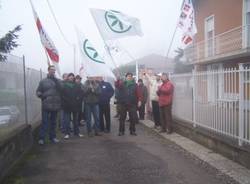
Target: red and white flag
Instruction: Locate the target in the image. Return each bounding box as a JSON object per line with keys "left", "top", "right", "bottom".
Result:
{"left": 29, "top": 0, "right": 60, "bottom": 74}
{"left": 178, "top": 0, "right": 197, "bottom": 46}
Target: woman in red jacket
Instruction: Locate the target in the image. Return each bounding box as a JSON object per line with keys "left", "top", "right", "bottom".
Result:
{"left": 157, "top": 73, "right": 174, "bottom": 134}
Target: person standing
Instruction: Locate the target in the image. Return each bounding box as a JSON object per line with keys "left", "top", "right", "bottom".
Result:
{"left": 75, "top": 75, "right": 85, "bottom": 127}
{"left": 61, "top": 73, "right": 84, "bottom": 139}
{"left": 36, "top": 65, "right": 61, "bottom": 145}
{"left": 83, "top": 78, "right": 102, "bottom": 136}
{"left": 137, "top": 79, "right": 148, "bottom": 120}
{"left": 99, "top": 77, "right": 114, "bottom": 133}
{"left": 59, "top": 73, "right": 68, "bottom": 133}
{"left": 150, "top": 74, "right": 162, "bottom": 129}
{"left": 116, "top": 72, "right": 142, "bottom": 136}
{"left": 157, "top": 73, "right": 174, "bottom": 134}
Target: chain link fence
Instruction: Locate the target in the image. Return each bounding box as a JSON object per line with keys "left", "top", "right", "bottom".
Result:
{"left": 0, "top": 54, "right": 44, "bottom": 140}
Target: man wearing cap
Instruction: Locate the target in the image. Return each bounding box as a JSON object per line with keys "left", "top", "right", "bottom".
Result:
{"left": 157, "top": 73, "right": 174, "bottom": 134}
{"left": 61, "top": 73, "right": 84, "bottom": 139}
{"left": 149, "top": 74, "right": 162, "bottom": 129}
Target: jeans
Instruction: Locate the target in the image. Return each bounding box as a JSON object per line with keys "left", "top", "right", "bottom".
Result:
{"left": 64, "top": 111, "right": 80, "bottom": 135}
{"left": 39, "top": 110, "right": 58, "bottom": 141}
{"left": 99, "top": 103, "right": 111, "bottom": 132}
{"left": 60, "top": 110, "right": 66, "bottom": 133}
{"left": 85, "top": 103, "right": 100, "bottom": 133}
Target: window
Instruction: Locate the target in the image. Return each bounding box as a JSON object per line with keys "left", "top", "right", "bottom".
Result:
{"left": 205, "top": 15, "right": 215, "bottom": 57}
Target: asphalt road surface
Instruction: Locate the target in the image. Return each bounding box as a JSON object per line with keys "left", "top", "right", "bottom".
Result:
{"left": 5, "top": 117, "right": 237, "bottom": 184}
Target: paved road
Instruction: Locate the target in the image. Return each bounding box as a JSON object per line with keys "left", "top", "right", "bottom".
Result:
{"left": 5, "top": 118, "right": 237, "bottom": 184}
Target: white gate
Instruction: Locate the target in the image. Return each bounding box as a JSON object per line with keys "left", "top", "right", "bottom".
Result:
{"left": 171, "top": 64, "right": 250, "bottom": 146}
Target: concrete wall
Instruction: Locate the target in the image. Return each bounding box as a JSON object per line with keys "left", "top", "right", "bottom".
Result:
{"left": 0, "top": 124, "right": 34, "bottom": 182}
{"left": 173, "top": 117, "right": 250, "bottom": 169}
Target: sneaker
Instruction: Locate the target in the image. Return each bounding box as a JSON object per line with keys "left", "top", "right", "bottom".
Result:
{"left": 130, "top": 132, "right": 137, "bottom": 136}
{"left": 159, "top": 130, "right": 167, "bottom": 133}
{"left": 38, "top": 139, "right": 44, "bottom": 145}
{"left": 64, "top": 134, "right": 70, "bottom": 139}
{"left": 78, "top": 134, "right": 84, "bottom": 137}
{"left": 95, "top": 132, "right": 102, "bottom": 136}
{"left": 118, "top": 132, "right": 124, "bottom": 136}
{"left": 51, "top": 138, "right": 60, "bottom": 143}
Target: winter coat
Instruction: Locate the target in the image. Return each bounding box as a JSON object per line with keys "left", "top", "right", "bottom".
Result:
{"left": 150, "top": 79, "right": 162, "bottom": 101}
{"left": 36, "top": 75, "right": 61, "bottom": 111}
{"left": 61, "top": 81, "right": 83, "bottom": 112}
{"left": 83, "top": 80, "right": 101, "bottom": 104}
{"left": 157, "top": 80, "right": 174, "bottom": 107}
{"left": 99, "top": 81, "right": 114, "bottom": 104}
{"left": 137, "top": 84, "right": 148, "bottom": 104}
{"left": 115, "top": 80, "right": 142, "bottom": 105}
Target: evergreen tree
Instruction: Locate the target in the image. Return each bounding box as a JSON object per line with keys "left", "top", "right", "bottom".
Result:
{"left": 0, "top": 25, "right": 22, "bottom": 61}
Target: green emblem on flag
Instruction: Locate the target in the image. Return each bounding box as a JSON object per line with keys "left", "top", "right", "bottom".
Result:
{"left": 83, "top": 39, "right": 104, "bottom": 64}
{"left": 105, "top": 10, "right": 132, "bottom": 33}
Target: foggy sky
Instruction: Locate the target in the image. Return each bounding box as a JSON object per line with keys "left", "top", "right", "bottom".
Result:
{"left": 0, "top": 0, "right": 183, "bottom": 73}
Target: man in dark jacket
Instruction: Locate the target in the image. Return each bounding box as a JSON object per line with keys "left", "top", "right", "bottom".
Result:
{"left": 116, "top": 72, "right": 142, "bottom": 136}
{"left": 137, "top": 79, "right": 148, "bottom": 120}
{"left": 36, "top": 65, "right": 61, "bottom": 145}
{"left": 99, "top": 77, "right": 114, "bottom": 133}
{"left": 61, "top": 73, "right": 84, "bottom": 139}
{"left": 83, "top": 78, "right": 102, "bottom": 136}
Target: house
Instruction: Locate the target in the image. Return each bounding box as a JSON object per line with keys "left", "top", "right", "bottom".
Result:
{"left": 185, "top": 0, "right": 250, "bottom": 70}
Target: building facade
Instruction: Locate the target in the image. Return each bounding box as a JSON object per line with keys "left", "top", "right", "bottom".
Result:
{"left": 185, "top": 0, "right": 250, "bottom": 70}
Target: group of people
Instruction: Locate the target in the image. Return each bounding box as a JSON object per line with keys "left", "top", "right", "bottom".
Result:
{"left": 114, "top": 72, "right": 174, "bottom": 136}
{"left": 148, "top": 73, "right": 174, "bottom": 134}
{"left": 36, "top": 65, "right": 114, "bottom": 145}
{"left": 36, "top": 65, "right": 174, "bottom": 145}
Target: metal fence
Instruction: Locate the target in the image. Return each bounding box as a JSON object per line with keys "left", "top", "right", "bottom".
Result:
{"left": 0, "top": 54, "right": 44, "bottom": 139}
{"left": 171, "top": 64, "right": 250, "bottom": 146}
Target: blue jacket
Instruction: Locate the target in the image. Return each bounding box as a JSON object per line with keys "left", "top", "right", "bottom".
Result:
{"left": 99, "top": 81, "right": 114, "bottom": 104}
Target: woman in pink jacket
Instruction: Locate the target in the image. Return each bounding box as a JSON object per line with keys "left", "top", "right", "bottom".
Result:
{"left": 157, "top": 73, "right": 174, "bottom": 134}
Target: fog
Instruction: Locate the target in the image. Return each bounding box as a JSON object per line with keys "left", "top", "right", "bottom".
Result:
{"left": 0, "top": 0, "right": 183, "bottom": 73}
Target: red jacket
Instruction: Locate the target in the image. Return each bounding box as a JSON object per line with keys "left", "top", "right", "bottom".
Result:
{"left": 157, "top": 80, "right": 174, "bottom": 107}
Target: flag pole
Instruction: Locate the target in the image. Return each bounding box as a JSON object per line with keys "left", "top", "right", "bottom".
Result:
{"left": 89, "top": 15, "right": 120, "bottom": 78}
{"left": 44, "top": 49, "right": 51, "bottom": 66}
{"left": 165, "top": 25, "right": 178, "bottom": 59}
{"left": 104, "top": 45, "right": 121, "bottom": 78}
{"left": 116, "top": 42, "right": 139, "bottom": 81}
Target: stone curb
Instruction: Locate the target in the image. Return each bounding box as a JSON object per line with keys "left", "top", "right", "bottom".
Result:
{"left": 141, "top": 119, "right": 250, "bottom": 184}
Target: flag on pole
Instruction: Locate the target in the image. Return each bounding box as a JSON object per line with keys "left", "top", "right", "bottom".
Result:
{"left": 178, "top": 0, "right": 197, "bottom": 46}
{"left": 76, "top": 28, "right": 115, "bottom": 78}
{"left": 90, "top": 8, "right": 143, "bottom": 41}
{"left": 29, "top": 0, "right": 60, "bottom": 75}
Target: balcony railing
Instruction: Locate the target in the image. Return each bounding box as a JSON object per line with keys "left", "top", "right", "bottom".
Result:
{"left": 185, "top": 25, "right": 250, "bottom": 63}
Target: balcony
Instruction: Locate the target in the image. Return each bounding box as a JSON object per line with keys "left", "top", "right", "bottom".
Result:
{"left": 185, "top": 25, "right": 250, "bottom": 64}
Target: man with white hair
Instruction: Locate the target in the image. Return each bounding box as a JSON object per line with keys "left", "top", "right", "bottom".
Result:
{"left": 157, "top": 72, "right": 174, "bottom": 134}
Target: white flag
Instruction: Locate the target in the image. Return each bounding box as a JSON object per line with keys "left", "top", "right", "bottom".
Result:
{"left": 29, "top": 0, "right": 61, "bottom": 75}
{"left": 90, "top": 8, "right": 143, "bottom": 41}
{"left": 178, "top": 0, "right": 197, "bottom": 46}
{"left": 76, "top": 29, "right": 115, "bottom": 78}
